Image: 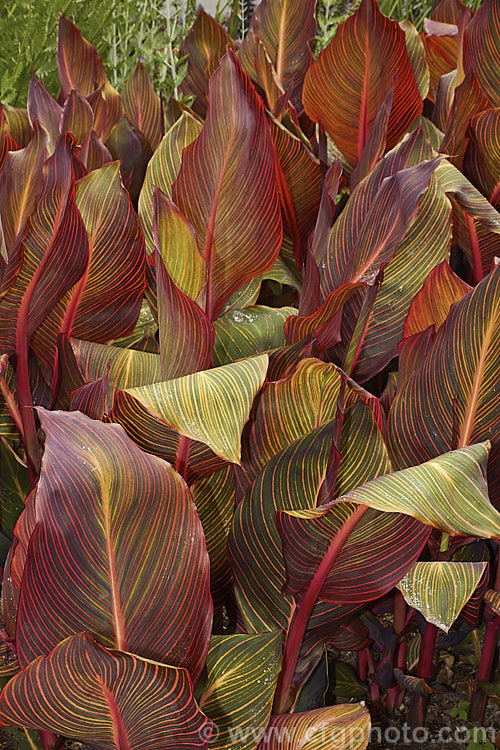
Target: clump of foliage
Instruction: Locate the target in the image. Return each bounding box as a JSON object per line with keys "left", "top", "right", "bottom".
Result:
{"left": 0, "top": 0, "right": 499, "bottom": 748}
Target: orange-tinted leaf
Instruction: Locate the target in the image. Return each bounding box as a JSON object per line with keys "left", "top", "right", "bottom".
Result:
{"left": 0, "top": 103, "right": 17, "bottom": 172}
{"left": 440, "top": 71, "right": 490, "bottom": 167}
{"left": 0, "top": 633, "right": 212, "bottom": 750}
{"left": 422, "top": 19, "right": 458, "bottom": 103}
{"left": 463, "top": 0, "right": 500, "bottom": 106}
{"left": 172, "top": 50, "right": 282, "bottom": 320}
{"left": 2, "top": 105, "right": 30, "bottom": 148}
{"left": 17, "top": 410, "right": 212, "bottom": 680}
{"left": 106, "top": 117, "right": 152, "bottom": 203}
{"left": 27, "top": 76, "right": 62, "bottom": 154}
{"left": 70, "top": 373, "right": 109, "bottom": 419}
{"left": 57, "top": 14, "right": 106, "bottom": 99}
{"left": 432, "top": 0, "right": 469, "bottom": 24}
{"left": 303, "top": 0, "right": 422, "bottom": 168}
{"left": 60, "top": 88, "right": 94, "bottom": 148}
{"left": 123, "top": 62, "right": 162, "bottom": 150}
{"left": 465, "top": 107, "right": 500, "bottom": 208}
{"left": 179, "top": 8, "right": 237, "bottom": 119}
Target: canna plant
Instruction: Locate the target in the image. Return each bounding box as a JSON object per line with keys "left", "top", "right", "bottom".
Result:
{"left": 0, "top": 0, "right": 499, "bottom": 747}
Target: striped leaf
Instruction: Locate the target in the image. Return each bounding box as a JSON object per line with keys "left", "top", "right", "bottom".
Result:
{"left": 349, "top": 90, "right": 392, "bottom": 190}
{"left": 152, "top": 187, "right": 206, "bottom": 301}
{"left": 198, "top": 633, "right": 282, "bottom": 750}
{"left": 0, "top": 122, "right": 47, "bottom": 256}
{"left": 0, "top": 135, "right": 89, "bottom": 366}
{"left": 58, "top": 336, "right": 163, "bottom": 406}
{"left": 0, "top": 104, "right": 17, "bottom": 172}
{"left": 155, "top": 251, "right": 214, "bottom": 379}
{"left": 213, "top": 306, "right": 297, "bottom": 366}
{"left": 400, "top": 20, "right": 429, "bottom": 100}
{"left": 484, "top": 589, "right": 500, "bottom": 615}
{"left": 403, "top": 260, "right": 471, "bottom": 339}
{"left": 465, "top": 107, "right": 500, "bottom": 208}
{"left": 343, "top": 442, "right": 500, "bottom": 538}
{"left": 387, "top": 265, "right": 500, "bottom": 504}
{"left": 69, "top": 161, "right": 146, "bottom": 342}
{"left": 256, "top": 704, "right": 371, "bottom": 750}
{"left": 303, "top": 0, "right": 422, "bottom": 168}
{"left": 277, "top": 503, "right": 430, "bottom": 604}
{"left": 2, "top": 105, "right": 30, "bottom": 148}
{"left": 123, "top": 62, "right": 162, "bottom": 150}
{"left": 60, "top": 88, "right": 94, "bottom": 148}
{"left": 190, "top": 466, "right": 235, "bottom": 606}
{"left": 238, "top": 0, "right": 317, "bottom": 113}
{"left": 229, "top": 423, "right": 334, "bottom": 634}
{"left": 139, "top": 112, "right": 202, "bottom": 257}
{"left": 179, "top": 8, "right": 237, "bottom": 119}
{"left": 124, "top": 354, "right": 268, "bottom": 464}
{"left": 106, "top": 117, "right": 152, "bottom": 204}
{"left": 27, "top": 76, "right": 61, "bottom": 154}
{"left": 70, "top": 374, "right": 109, "bottom": 420}
{"left": 397, "top": 561, "right": 488, "bottom": 632}
{"left": 436, "top": 159, "right": 500, "bottom": 236}
{"left": 463, "top": 0, "right": 500, "bottom": 106}
{"left": 16, "top": 410, "right": 212, "bottom": 679}
{"left": 439, "top": 71, "right": 490, "bottom": 168}
{"left": 323, "top": 129, "right": 452, "bottom": 381}
{"left": 172, "top": 50, "right": 282, "bottom": 320}
{"left": 57, "top": 14, "right": 106, "bottom": 99}
{"left": 422, "top": 19, "right": 458, "bottom": 103}
{"left": 0, "top": 633, "right": 212, "bottom": 750}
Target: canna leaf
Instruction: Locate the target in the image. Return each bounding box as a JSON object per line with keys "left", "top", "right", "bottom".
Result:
{"left": 256, "top": 704, "right": 371, "bottom": 750}
{"left": 60, "top": 88, "right": 94, "bottom": 148}
{"left": 69, "top": 161, "right": 146, "bottom": 343}
{"left": 57, "top": 14, "right": 106, "bottom": 99}
{"left": 388, "top": 265, "right": 500, "bottom": 504}
{"left": 238, "top": 0, "right": 317, "bottom": 113}
{"left": 303, "top": 0, "right": 422, "bottom": 168}
{"left": 123, "top": 62, "right": 162, "bottom": 151}
{"left": 397, "top": 561, "right": 488, "bottom": 632}
{"left": 0, "top": 104, "right": 17, "bottom": 173}
{"left": 465, "top": 107, "right": 500, "bottom": 208}
{"left": 422, "top": 19, "right": 458, "bottom": 103}
{"left": 198, "top": 633, "right": 282, "bottom": 750}
{"left": 344, "top": 442, "right": 500, "bottom": 538}
{"left": 172, "top": 50, "right": 282, "bottom": 320}
{"left": 463, "top": 0, "right": 500, "bottom": 106}
{"left": 106, "top": 117, "right": 152, "bottom": 203}
{"left": 124, "top": 354, "right": 269, "bottom": 464}
{"left": 213, "top": 305, "right": 297, "bottom": 366}
{"left": 400, "top": 20, "right": 429, "bottom": 100}
{"left": 179, "top": 8, "right": 237, "bottom": 119}
{"left": 16, "top": 410, "right": 212, "bottom": 680}
{"left": 0, "top": 633, "right": 212, "bottom": 750}
{"left": 70, "top": 374, "right": 109, "bottom": 420}
{"left": 139, "top": 112, "right": 203, "bottom": 257}
{"left": 27, "top": 76, "right": 62, "bottom": 155}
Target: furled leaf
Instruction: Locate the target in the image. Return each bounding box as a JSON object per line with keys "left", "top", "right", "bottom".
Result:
{"left": 213, "top": 305, "right": 297, "bottom": 366}
{"left": 0, "top": 123, "right": 47, "bottom": 255}
{"left": 388, "top": 265, "right": 500, "bottom": 503}
{"left": 343, "top": 442, "right": 500, "bottom": 538}
{"left": 70, "top": 374, "right": 109, "bottom": 420}
{"left": 123, "top": 62, "right": 162, "bottom": 150}
{"left": 155, "top": 251, "right": 214, "bottom": 379}
{"left": 256, "top": 704, "right": 371, "bottom": 750}
{"left": 2, "top": 105, "right": 30, "bottom": 148}
{"left": 0, "top": 633, "right": 212, "bottom": 750}
{"left": 198, "top": 633, "right": 281, "bottom": 750}
{"left": 57, "top": 14, "right": 106, "bottom": 99}
{"left": 403, "top": 260, "right": 471, "bottom": 338}
{"left": 0, "top": 104, "right": 18, "bottom": 173}
{"left": 303, "top": 0, "right": 422, "bottom": 168}
{"left": 106, "top": 117, "right": 152, "bottom": 203}
{"left": 16, "top": 410, "right": 212, "bottom": 681}
{"left": 238, "top": 0, "right": 317, "bottom": 113}
{"left": 397, "top": 561, "right": 488, "bottom": 632}
{"left": 463, "top": 0, "right": 500, "bottom": 106}
{"left": 172, "top": 50, "right": 282, "bottom": 320}
{"left": 124, "top": 354, "right": 269, "bottom": 464}
{"left": 69, "top": 161, "right": 146, "bottom": 342}
{"left": 60, "top": 88, "right": 94, "bottom": 148}
{"left": 27, "top": 76, "right": 62, "bottom": 155}
{"left": 139, "top": 112, "right": 202, "bottom": 256}
{"left": 439, "top": 71, "right": 489, "bottom": 168}
{"left": 179, "top": 8, "right": 237, "bottom": 119}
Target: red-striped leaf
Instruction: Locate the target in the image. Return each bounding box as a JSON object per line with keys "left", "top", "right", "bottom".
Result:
{"left": 0, "top": 122, "right": 47, "bottom": 255}
{"left": 257, "top": 704, "right": 371, "bottom": 750}
{"left": 403, "top": 260, "right": 471, "bottom": 338}
{"left": 27, "top": 76, "right": 62, "bottom": 154}
{"left": 60, "top": 88, "right": 94, "bottom": 148}
{"left": 172, "top": 50, "right": 282, "bottom": 320}
{"left": 284, "top": 283, "right": 363, "bottom": 348}
{"left": 155, "top": 250, "right": 214, "bottom": 379}
{"left": 106, "top": 117, "right": 153, "bottom": 203}
{"left": 68, "top": 161, "right": 146, "bottom": 342}
{"left": 0, "top": 135, "right": 89, "bottom": 365}
{"left": 440, "top": 71, "right": 490, "bottom": 168}
{"left": 388, "top": 265, "right": 500, "bottom": 507}
{"left": 350, "top": 90, "right": 393, "bottom": 190}
{"left": 463, "top": 0, "right": 500, "bottom": 107}
{"left": 400, "top": 20, "right": 430, "bottom": 100}
{"left": 16, "top": 410, "right": 212, "bottom": 681}
{"left": 422, "top": 19, "right": 458, "bottom": 103}
{"left": 238, "top": 0, "right": 317, "bottom": 113}
{"left": 0, "top": 103, "right": 17, "bottom": 172}
{"left": 179, "top": 8, "right": 237, "bottom": 119}
{"left": 123, "top": 62, "right": 162, "bottom": 151}
{"left": 57, "top": 14, "right": 106, "bottom": 99}
{"left": 303, "top": 0, "right": 422, "bottom": 168}
{"left": 0, "top": 633, "right": 212, "bottom": 750}
{"left": 2, "top": 105, "right": 30, "bottom": 148}
{"left": 70, "top": 373, "right": 109, "bottom": 419}
{"left": 432, "top": 0, "right": 469, "bottom": 24}
{"left": 464, "top": 107, "right": 500, "bottom": 208}
{"left": 83, "top": 129, "right": 113, "bottom": 171}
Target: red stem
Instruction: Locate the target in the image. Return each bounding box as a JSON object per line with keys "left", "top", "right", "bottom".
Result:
{"left": 386, "top": 591, "right": 408, "bottom": 710}
{"left": 273, "top": 503, "right": 369, "bottom": 713}
{"left": 464, "top": 212, "right": 483, "bottom": 285}
{"left": 39, "top": 731, "right": 58, "bottom": 750}
{"left": 409, "top": 621, "right": 438, "bottom": 729}
{"left": 175, "top": 434, "right": 191, "bottom": 479}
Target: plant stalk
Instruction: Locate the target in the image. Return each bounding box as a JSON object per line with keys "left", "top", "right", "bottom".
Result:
{"left": 273, "top": 503, "right": 369, "bottom": 713}
{"left": 409, "top": 621, "right": 438, "bottom": 729}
